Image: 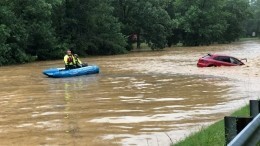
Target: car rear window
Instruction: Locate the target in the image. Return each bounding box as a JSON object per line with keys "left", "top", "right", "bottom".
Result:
{"left": 202, "top": 54, "right": 211, "bottom": 58}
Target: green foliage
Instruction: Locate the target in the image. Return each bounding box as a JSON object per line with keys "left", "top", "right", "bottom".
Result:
{"left": 244, "top": 0, "right": 260, "bottom": 37}
{"left": 0, "top": 1, "right": 31, "bottom": 65}
{"left": 167, "top": 0, "right": 251, "bottom": 46}
{"left": 0, "top": 0, "right": 62, "bottom": 65}
{"left": 222, "top": 0, "right": 252, "bottom": 42}
{"left": 112, "top": 0, "right": 172, "bottom": 50}
{"left": 53, "top": 0, "right": 127, "bottom": 56}
{"left": 0, "top": 0, "right": 255, "bottom": 65}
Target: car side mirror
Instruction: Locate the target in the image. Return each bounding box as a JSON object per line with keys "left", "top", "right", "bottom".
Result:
{"left": 240, "top": 58, "right": 247, "bottom": 62}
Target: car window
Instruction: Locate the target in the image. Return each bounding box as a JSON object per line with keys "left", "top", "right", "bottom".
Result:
{"left": 230, "top": 57, "right": 242, "bottom": 65}
{"left": 202, "top": 54, "right": 211, "bottom": 58}
{"left": 213, "top": 56, "right": 231, "bottom": 63}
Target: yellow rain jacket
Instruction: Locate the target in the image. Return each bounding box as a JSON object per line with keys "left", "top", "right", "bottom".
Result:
{"left": 75, "top": 58, "right": 82, "bottom": 66}
{"left": 64, "top": 55, "right": 76, "bottom": 65}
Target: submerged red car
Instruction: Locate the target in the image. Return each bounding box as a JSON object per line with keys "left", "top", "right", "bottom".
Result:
{"left": 197, "top": 54, "right": 245, "bottom": 67}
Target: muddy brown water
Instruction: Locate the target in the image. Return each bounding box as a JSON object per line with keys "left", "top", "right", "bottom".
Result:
{"left": 1, "top": 40, "right": 260, "bottom": 146}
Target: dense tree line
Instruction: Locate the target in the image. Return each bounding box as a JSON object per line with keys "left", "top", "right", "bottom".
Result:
{"left": 0, "top": 0, "right": 256, "bottom": 65}
{"left": 245, "top": 0, "right": 260, "bottom": 37}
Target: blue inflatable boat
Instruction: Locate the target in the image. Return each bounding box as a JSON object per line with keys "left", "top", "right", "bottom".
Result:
{"left": 43, "top": 65, "right": 99, "bottom": 78}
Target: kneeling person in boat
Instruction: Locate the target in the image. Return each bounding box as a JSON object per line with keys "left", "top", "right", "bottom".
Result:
{"left": 74, "top": 54, "right": 82, "bottom": 68}
{"left": 74, "top": 54, "right": 88, "bottom": 68}
{"left": 64, "top": 50, "right": 76, "bottom": 70}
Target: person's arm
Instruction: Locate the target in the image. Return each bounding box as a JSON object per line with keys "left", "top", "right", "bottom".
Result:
{"left": 64, "top": 55, "right": 68, "bottom": 65}
{"left": 78, "top": 58, "right": 82, "bottom": 65}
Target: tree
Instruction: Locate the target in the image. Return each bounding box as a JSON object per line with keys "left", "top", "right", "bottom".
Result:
{"left": 15, "top": 0, "right": 62, "bottom": 60}
{"left": 170, "top": 0, "right": 229, "bottom": 46}
{"left": 0, "top": 0, "right": 32, "bottom": 65}
{"left": 53, "top": 0, "right": 127, "bottom": 55}
{"left": 245, "top": 0, "right": 260, "bottom": 37}
{"left": 222, "top": 0, "right": 252, "bottom": 42}
{"left": 111, "top": 0, "right": 172, "bottom": 50}
{"left": 0, "top": 0, "right": 63, "bottom": 65}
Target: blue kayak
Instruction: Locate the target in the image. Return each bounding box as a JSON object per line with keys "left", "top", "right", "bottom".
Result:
{"left": 43, "top": 65, "right": 99, "bottom": 78}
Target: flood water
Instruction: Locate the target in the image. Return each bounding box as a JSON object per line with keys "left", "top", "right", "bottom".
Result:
{"left": 1, "top": 40, "right": 260, "bottom": 146}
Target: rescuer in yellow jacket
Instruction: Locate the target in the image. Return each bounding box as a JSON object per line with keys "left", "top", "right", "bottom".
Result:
{"left": 64, "top": 50, "right": 76, "bottom": 70}
{"left": 74, "top": 54, "right": 83, "bottom": 68}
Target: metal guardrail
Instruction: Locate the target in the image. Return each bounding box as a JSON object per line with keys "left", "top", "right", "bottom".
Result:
{"left": 228, "top": 113, "right": 260, "bottom": 146}
{"left": 225, "top": 100, "right": 260, "bottom": 146}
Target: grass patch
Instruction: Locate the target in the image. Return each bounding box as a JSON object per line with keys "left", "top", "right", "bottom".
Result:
{"left": 239, "top": 37, "right": 260, "bottom": 41}
{"left": 173, "top": 105, "right": 250, "bottom": 146}
{"left": 132, "top": 43, "right": 150, "bottom": 51}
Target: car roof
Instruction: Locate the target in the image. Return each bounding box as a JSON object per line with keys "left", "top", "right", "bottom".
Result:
{"left": 209, "top": 54, "right": 234, "bottom": 58}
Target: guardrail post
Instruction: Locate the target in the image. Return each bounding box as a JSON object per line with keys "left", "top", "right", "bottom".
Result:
{"left": 228, "top": 114, "right": 260, "bottom": 146}
{"left": 250, "top": 100, "right": 260, "bottom": 118}
{"left": 224, "top": 116, "right": 252, "bottom": 145}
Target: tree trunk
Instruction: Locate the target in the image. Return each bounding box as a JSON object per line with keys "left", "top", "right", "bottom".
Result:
{"left": 137, "top": 33, "right": 141, "bottom": 49}
{"left": 257, "top": 20, "right": 260, "bottom": 37}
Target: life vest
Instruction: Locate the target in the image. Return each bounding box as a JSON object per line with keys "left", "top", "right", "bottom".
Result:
{"left": 64, "top": 55, "right": 75, "bottom": 65}
{"left": 67, "top": 56, "right": 73, "bottom": 63}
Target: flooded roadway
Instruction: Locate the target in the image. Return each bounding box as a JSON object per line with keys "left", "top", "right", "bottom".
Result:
{"left": 0, "top": 40, "right": 260, "bottom": 146}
